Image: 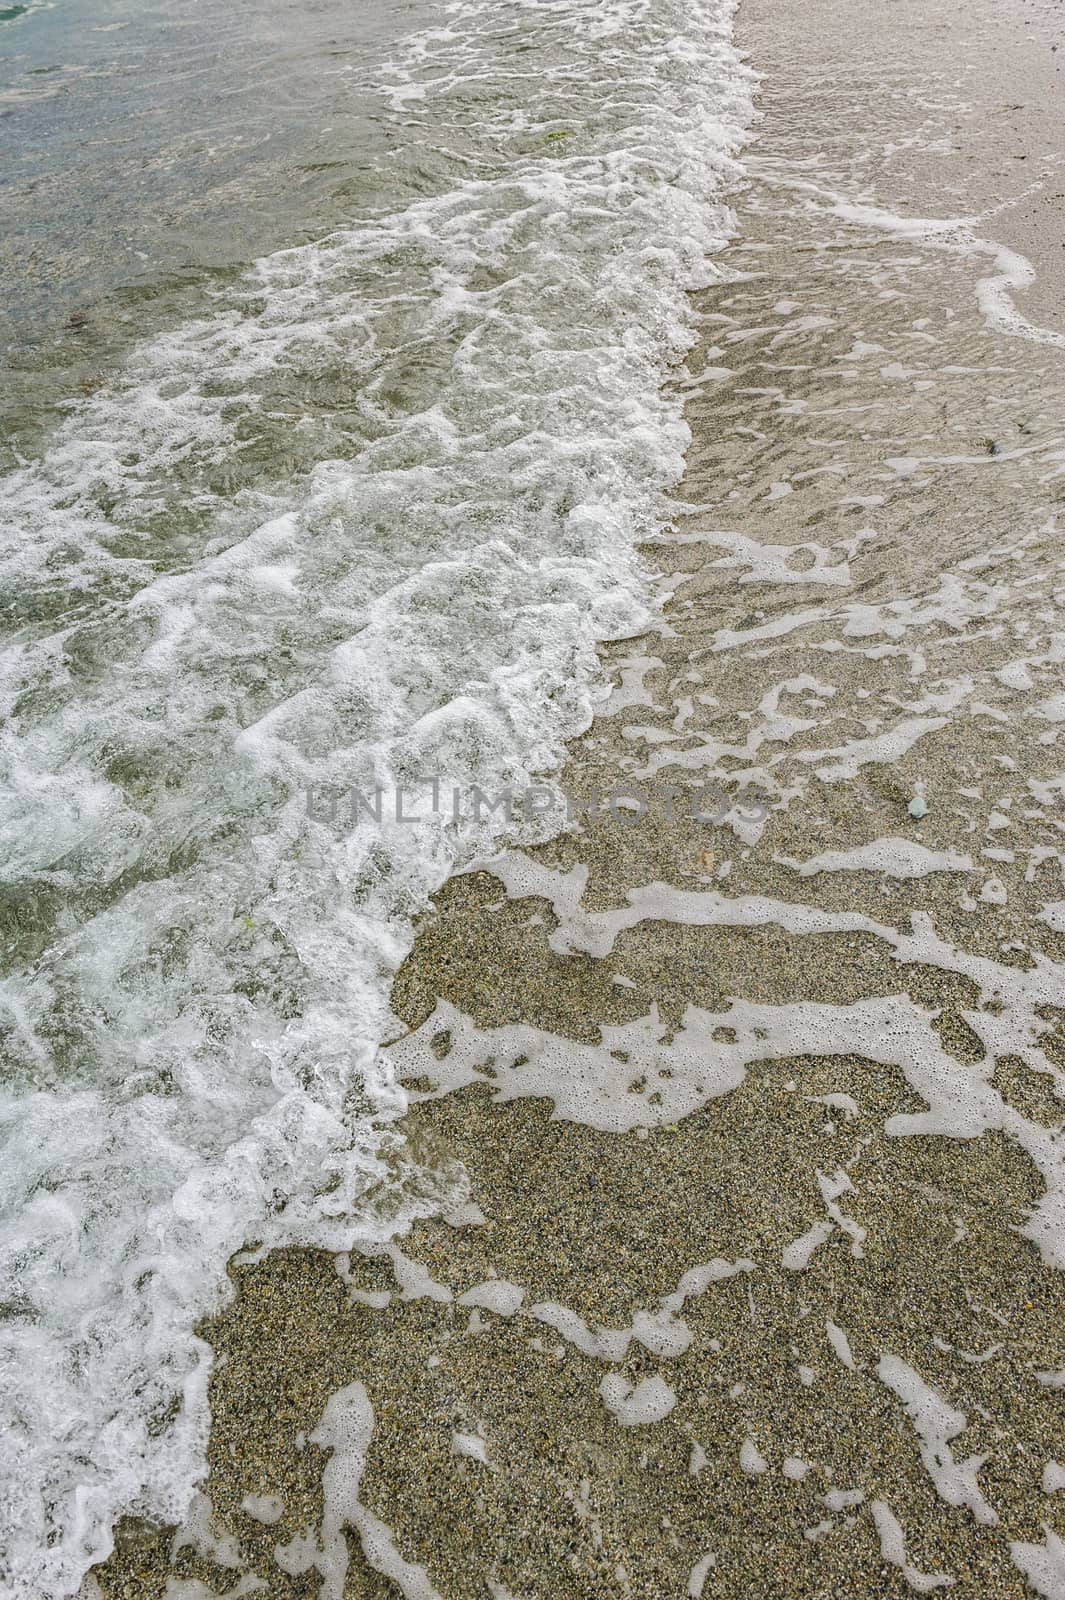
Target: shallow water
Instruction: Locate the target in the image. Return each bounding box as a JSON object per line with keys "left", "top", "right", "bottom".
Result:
{"left": 0, "top": 0, "right": 441, "bottom": 444}
{"left": 0, "top": 1, "right": 754, "bottom": 1592}
{"left": 246, "top": 13, "right": 1065, "bottom": 1591}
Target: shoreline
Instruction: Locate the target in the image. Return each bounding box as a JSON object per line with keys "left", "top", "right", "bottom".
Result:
{"left": 96, "top": 0, "right": 1065, "bottom": 1595}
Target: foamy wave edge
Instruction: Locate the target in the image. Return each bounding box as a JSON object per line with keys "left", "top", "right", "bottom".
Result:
{"left": 0, "top": 1, "right": 757, "bottom": 1592}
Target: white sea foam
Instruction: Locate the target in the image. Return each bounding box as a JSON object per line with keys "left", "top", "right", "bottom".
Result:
{"left": 773, "top": 839, "right": 974, "bottom": 879}
{"left": 311, "top": 1384, "right": 441, "bottom": 1599}
{"left": 394, "top": 866, "right": 1065, "bottom": 1268}
{"left": 0, "top": 0, "right": 756, "bottom": 1591}
{"left": 747, "top": 166, "right": 1065, "bottom": 351}
{"left": 1010, "top": 1527, "right": 1065, "bottom": 1598}
{"left": 876, "top": 1356, "right": 997, "bottom": 1526}
{"left": 598, "top": 1372, "right": 677, "bottom": 1426}
{"left": 869, "top": 1501, "right": 954, "bottom": 1593}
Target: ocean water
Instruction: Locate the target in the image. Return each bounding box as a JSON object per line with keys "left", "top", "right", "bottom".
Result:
{"left": 0, "top": 0, "right": 754, "bottom": 1592}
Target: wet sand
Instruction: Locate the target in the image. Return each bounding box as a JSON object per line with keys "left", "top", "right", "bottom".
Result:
{"left": 96, "top": 0, "right": 1065, "bottom": 1595}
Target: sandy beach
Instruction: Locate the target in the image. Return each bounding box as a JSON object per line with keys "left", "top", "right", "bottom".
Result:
{"left": 95, "top": 0, "right": 1065, "bottom": 1595}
